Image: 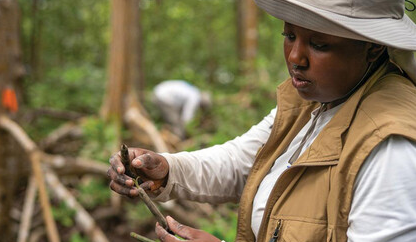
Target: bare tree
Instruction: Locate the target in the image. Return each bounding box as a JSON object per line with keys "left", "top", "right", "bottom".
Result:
{"left": 236, "top": 0, "right": 258, "bottom": 76}
{"left": 0, "top": 0, "right": 27, "bottom": 240}
{"left": 101, "top": 0, "right": 168, "bottom": 152}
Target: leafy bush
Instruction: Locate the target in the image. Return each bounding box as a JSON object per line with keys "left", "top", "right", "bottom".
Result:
{"left": 52, "top": 201, "right": 76, "bottom": 227}
{"left": 77, "top": 177, "right": 111, "bottom": 209}
{"left": 80, "top": 117, "right": 118, "bottom": 162}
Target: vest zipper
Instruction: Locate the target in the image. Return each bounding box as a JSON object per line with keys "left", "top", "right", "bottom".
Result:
{"left": 268, "top": 219, "right": 282, "bottom": 242}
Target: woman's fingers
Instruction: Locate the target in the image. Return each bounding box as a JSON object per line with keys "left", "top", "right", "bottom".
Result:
{"left": 132, "top": 152, "right": 158, "bottom": 169}
{"left": 107, "top": 168, "right": 134, "bottom": 187}
{"left": 166, "top": 216, "right": 194, "bottom": 239}
{"left": 131, "top": 152, "right": 169, "bottom": 180}
{"left": 155, "top": 222, "right": 180, "bottom": 242}
{"left": 155, "top": 216, "right": 222, "bottom": 242}
{"left": 109, "top": 180, "right": 139, "bottom": 197}
{"left": 108, "top": 147, "right": 169, "bottom": 195}
{"left": 109, "top": 153, "right": 125, "bottom": 174}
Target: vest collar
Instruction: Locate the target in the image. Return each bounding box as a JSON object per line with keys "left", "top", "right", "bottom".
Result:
{"left": 287, "top": 60, "right": 392, "bottom": 165}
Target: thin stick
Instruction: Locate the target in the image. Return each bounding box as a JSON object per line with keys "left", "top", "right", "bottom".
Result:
{"left": 0, "top": 115, "right": 60, "bottom": 242}
{"left": 130, "top": 232, "right": 156, "bottom": 242}
{"left": 44, "top": 167, "right": 110, "bottom": 242}
{"left": 18, "top": 175, "right": 37, "bottom": 242}
{"left": 120, "top": 144, "right": 169, "bottom": 230}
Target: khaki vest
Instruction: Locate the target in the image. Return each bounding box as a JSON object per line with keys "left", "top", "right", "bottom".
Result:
{"left": 235, "top": 62, "right": 416, "bottom": 242}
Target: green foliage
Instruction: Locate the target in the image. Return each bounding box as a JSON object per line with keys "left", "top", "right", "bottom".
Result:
{"left": 125, "top": 202, "right": 155, "bottom": 225}
{"left": 198, "top": 206, "right": 238, "bottom": 242}
{"left": 80, "top": 117, "right": 119, "bottom": 162}
{"left": 27, "top": 64, "right": 105, "bottom": 113}
{"left": 70, "top": 232, "right": 90, "bottom": 242}
{"left": 52, "top": 201, "right": 76, "bottom": 227}
{"left": 77, "top": 178, "right": 111, "bottom": 209}
{"left": 19, "top": 0, "right": 110, "bottom": 68}
{"left": 140, "top": 0, "right": 238, "bottom": 86}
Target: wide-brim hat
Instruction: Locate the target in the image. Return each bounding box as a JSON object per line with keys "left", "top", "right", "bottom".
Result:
{"left": 254, "top": 0, "right": 416, "bottom": 51}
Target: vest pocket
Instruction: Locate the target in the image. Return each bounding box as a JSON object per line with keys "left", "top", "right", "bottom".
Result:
{"left": 268, "top": 219, "right": 283, "bottom": 242}
{"left": 269, "top": 217, "right": 327, "bottom": 242}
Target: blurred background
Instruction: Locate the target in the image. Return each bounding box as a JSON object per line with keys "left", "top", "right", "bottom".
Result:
{"left": 0, "top": 0, "right": 415, "bottom": 242}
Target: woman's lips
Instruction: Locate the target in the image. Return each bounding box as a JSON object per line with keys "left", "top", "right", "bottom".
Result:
{"left": 292, "top": 76, "right": 311, "bottom": 89}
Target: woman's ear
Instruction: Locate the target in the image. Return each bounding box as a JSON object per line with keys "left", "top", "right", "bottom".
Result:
{"left": 367, "top": 44, "right": 386, "bottom": 62}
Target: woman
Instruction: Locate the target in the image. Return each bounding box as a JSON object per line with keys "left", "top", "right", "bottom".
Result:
{"left": 108, "top": 0, "right": 416, "bottom": 241}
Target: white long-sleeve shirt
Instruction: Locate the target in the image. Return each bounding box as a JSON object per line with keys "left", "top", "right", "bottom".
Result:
{"left": 157, "top": 107, "right": 416, "bottom": 241}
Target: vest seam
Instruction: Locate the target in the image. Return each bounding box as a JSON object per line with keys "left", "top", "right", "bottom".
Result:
{"left": 269, "top": 215, "right": 327, "bottom": 224}
{"left": 356, "top": 107, "right": 383, "bottom": 141}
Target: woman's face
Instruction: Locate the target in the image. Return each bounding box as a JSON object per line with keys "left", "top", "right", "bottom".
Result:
{"left": 283, "top": 22, "right": 372, "bottom": 103}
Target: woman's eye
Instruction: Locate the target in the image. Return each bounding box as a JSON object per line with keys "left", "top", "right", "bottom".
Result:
{"left": 281, "top": 32, "right": 295, "bottom": 41}
{"left": 310, "top": 42, "right": 327, "bottom": 50}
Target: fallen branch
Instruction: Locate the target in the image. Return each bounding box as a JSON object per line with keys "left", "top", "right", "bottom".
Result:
{"left": 39, "top": 122, "right": 83, "bottom": 150}
{"left": 29, "top": 107, "right": 85, "bottom": 121}
{"left": 125, "top": 106, "right": 169, "bottom": 153}
{"left": 42, "top": 154, "right": 108, "bottom": 177}
{"left": 18, "top": 175, "right": 38, "bottom": 242}
{"left": 0, "top": 115, "right": 60, "bottom": 242}
{"left": 43, "top": 168, "right": 109, "bottom": 242}
{"left": 0, "top": 115, "right": 110, "bottom": 242}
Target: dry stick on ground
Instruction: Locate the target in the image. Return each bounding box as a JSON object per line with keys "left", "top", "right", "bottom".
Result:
{"left": 42, "top": 154, "right": 108, "bottom": 177}
{"left": 39, "top": 122, "right": 83, "bottom": 150}
{"left": 18, "top": 175, "right": 38, "bottom": 242}
{"left": 124, "top": 105, "right": 170, "bottom": 153}
{"left": 0, "top": 115, "right": 61, "bottom": 242}
{"left": 43, "top": 168, "right": 109, "bottom": 242}
{"left": 31, "top": 107, "right": 85, "bottom": 121}
{"left": 0, "top": 115, "right": 110, "bottom": 242}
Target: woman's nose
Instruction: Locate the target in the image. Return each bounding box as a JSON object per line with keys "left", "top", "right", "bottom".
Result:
{"left": 288, "top": 40, "right": 309, "bottom": 68}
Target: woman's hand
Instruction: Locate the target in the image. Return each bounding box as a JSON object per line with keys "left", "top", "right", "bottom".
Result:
{"left": 155, "top": 216, "right": 222, "bottom": 242}
{"left": 107, "top": 147, "right": 169, "bottom": 197}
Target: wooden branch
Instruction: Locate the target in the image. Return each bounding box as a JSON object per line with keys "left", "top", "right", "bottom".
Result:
{"left": 120, "top": 144, "right": 169, "bottom": 230}
{"left": 125, "top": 106, "right": 169, "bottom": 153}
{"left": 43, "top": 168, "right": 110, "bottom": 242}
{"left": 18, "top": 175, "right": 38, "bottom": 242}
{"left": 39, "top": 122, "right": 83, "bottom": 150}
{"left": 0, "top": 115, "right": 37, "bottom": 152}
{"left": 42, "top": 154, "right": 108, "bottom": 177}
{"left": 0, "top": 115, "right": 110, "bottom": 242}
{"left": 29, "top": 227, "right": 46, "bottom": 242}
{"left": 0, "top": 115, "right": 61, "bottom": 242}
{"left": 130, "top": 232, "right": 156, "bottom": 242}
{"left": 30, "top": 107, "right": 85, "bottom": 121}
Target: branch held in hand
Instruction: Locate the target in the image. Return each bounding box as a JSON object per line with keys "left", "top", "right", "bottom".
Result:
{"left": 120, "top": 144, "right": 170, "bottom": 231}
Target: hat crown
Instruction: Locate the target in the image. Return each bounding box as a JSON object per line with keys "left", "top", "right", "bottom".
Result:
{"left": 299, "top": 0, "right": 404, "bottom": 19}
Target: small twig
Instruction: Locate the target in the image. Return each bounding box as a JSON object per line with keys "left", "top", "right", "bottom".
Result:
{"left": 120, "top": 144, "right": 170, "bottom": 231}
{"left": 44, "top": 167, "right": 109, "bottom": 242}
{"left": 18, "top": 175, "right": 38, "bottom": 242}
{"left": 130, "top": 232, "right": 156, "bottom": 242}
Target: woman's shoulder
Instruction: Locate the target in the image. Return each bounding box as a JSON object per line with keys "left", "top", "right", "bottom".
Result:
{"left": 356, "top": 73, "right": 416, "bottom": 137}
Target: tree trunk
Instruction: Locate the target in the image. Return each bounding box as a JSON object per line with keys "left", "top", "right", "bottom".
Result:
{"left": 0, "top": 0, "right": 26, "bottom": 240}
{"left": 100, "top": 0, "right": 142, "bottom": 124}
{"left": 236, "top": 0, "right": 258, "bottom": 76}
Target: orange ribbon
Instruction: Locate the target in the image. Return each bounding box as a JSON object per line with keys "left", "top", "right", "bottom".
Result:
{"left": 1, "top": 87, "right": 19, "bottom": 113}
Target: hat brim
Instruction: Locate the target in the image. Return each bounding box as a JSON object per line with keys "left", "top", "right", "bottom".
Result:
{"left": 255, "top": 0, "right": 416, "bottom": 51}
